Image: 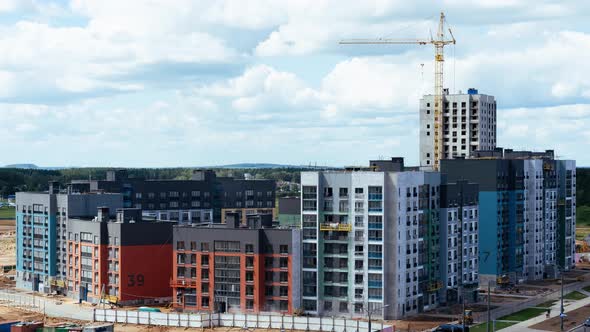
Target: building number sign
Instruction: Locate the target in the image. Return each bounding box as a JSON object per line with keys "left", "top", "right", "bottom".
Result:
{"left": 128, "top": 274, "right": 145, "bottom": 287}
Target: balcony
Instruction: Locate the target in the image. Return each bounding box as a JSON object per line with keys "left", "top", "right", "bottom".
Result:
{"left": 170, "top": 279, "right": 197, "bottom": 287}
{"left": 368, "top": 252, "right": 382, "bottom": 259}
{"left": 368, "top": 281, "right": 383, "bottom": 288}
{"left": 320, "top": 223, "right": 352, "bottom": 232}
{"left": 368, "top": 194, "right": 383, "bottom": 201}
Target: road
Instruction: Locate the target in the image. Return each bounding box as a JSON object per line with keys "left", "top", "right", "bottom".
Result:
{"left": 0, "top": 289, "right": 94, "bottom": 321}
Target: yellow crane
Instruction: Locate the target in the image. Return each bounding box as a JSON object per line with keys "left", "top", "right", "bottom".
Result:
{"left": 340, "top": 12, "right": 456, "bottom": 170}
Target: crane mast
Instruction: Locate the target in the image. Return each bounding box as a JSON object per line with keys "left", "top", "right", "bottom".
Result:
{"left": 340, "top": 12, "right": 455, "bottom": 170}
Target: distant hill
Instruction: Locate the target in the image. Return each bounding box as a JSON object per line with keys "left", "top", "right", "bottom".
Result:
{"left": 214, "top": 163, "right": 327, "bottom": 169}
{"left": 4, "top": 164, "right": 66, "bottom": 170}
{"left": 4, "top": 164, "right": 38, "bottom": 169}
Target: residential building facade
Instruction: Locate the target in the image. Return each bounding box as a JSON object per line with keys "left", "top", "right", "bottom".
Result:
{"left": 15, "top": 187, "right": 123, "bottom": 293}
{"left": 300, "top": 160, "right": 444, "bottom": 320}
{"left": 420, "top": 88, "right": 496, "bottom": 168}
{"left": 441, "top": 148, "right": 576, "bottom": 284}
{"left": 66, "top": 208, "right": 174, "bottom": 305}
{"left": 68, "top": 170, "right": 276, "bottom": 224}
{"left": 439, "top": 181, "right": 480, "bottom": 304}
{"left": 278, "top": 197, "right": 301, "bottom": 227}
{"left": 171, "top": 214, "right": 301, "bottom": 314}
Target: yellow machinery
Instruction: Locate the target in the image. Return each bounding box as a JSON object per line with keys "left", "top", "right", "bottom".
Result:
{"left": 319, "top": 223, "right": 352, "bottom": 232}
{"left": 340, "top": 12, "right": 456, "bottom": 170}
{"left": 461, "top": 310, "right": 473, "bottom": 325}
{"left": 497, "top": 275, "right": 511, "bottom": 287}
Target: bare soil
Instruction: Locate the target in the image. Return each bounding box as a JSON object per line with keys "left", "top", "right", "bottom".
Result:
{"left": 530, "top": 304, "right": 590, "bottom": 331}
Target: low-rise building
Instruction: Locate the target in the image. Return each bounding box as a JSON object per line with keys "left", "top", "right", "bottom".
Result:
{"left": 66, "top": 208, "right": 174, "bottom": 305}
{"left": 171, "top": 214, "right": 301, "bottom": 314}
{"left": 15, "top": 186, "right": 123, "bottom": 294}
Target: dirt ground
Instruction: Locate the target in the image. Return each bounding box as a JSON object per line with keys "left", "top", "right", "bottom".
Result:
{"left": 530, "top": 304, "right": 590, "bottom": 331}
{"left": 0, "top": 219, "right": 15, "bottom": 267}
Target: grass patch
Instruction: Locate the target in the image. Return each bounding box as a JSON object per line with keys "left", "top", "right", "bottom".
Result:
{"left": 498, "top": 307, "right": 547, "bottom": 321}
{"left": 578, "top": 205, "right": 590, "bottom": 227}
{"left": 0, "top": 206, "right": 15, "bottom": 219}
{"left": 470, "top": 321, "right": 517, "bottom": 332}
{"left": 536, "top": 300, "right": 557, "bottom": 308}
{"left": 564, "top": 291, "right": 588, "bottom": 301}
{"left": 583, "top": 286, "right": 590, "bottom": 293}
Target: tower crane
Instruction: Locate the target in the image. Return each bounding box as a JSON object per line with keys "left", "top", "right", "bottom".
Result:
{"left": 340, "top": 12, "right": 456, "bottom": 170}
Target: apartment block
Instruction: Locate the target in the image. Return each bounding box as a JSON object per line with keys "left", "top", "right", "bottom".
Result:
{"left": 15, "top": 186, "right": 123, "bottom": 294}
{"left": 441, "top": 148, "right": 576, "bottom": 284}
{"left": 171, "top": 214, "right": 301, "bottom": 314}
{"left": 439, "top": 181, "right": 480, "bottom": 304}
{"left": 300, "top": 158, "right": 444, "bottom": 320}
{"left": 556, "top": 160, "right": 576, "bottom": 270}
{"left": 420, "top": 88, "right": 496, "bottom": 168}
{"left": 66, "top": 208, "right": 174, "bottom": 305}
{"left": 68, "top": 170, "right": 275, "bottom": 224}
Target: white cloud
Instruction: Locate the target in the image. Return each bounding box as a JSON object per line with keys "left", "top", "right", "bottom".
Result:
{"left": 0, "top": 1, "right": 588, "bottom": 166}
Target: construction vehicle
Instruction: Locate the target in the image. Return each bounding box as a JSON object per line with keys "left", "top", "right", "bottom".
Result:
{"left": 460, "top": 310, "right": 473, "bottom": 325}
{"left": 497, "top": 275, "right": 511, "bottom": 287}
{"left": 340, "top": 12, "right": 456, "bottom": 170}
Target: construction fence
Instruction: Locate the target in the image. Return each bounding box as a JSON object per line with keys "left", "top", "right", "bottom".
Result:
{"left": 93, "top": 309, "right": 394, "bottom": 332}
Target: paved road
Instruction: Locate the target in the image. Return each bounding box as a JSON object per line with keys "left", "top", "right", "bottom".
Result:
{"left": 0, "top": 289, "right": 94, "bottom": 321}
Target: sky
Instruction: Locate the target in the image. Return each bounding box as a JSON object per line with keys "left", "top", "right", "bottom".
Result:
{"left": 0, "top": 0, "right": 589, "bottom": 167}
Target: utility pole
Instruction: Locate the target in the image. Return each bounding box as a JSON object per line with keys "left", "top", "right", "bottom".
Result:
{"left": 462, "top": 290, "right": 466, "bottom": 331}
{"left": 560, "top": 271, "right": 564, "bottom": 332}
{"left": 487, "top": 281, "right": 491, "bottom": 332}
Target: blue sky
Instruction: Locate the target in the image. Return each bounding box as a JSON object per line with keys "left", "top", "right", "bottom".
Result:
{"left": 0, "top": 0, "right": 589, "bottom": 167}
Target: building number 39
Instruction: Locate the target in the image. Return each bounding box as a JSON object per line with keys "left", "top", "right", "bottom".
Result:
{"left": 127, "top": 274, "right": 145, "bottom": 287}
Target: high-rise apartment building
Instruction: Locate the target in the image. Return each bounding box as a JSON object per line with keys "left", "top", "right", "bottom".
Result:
{"left": 15, "top": 186, "right": 123, "bottom": 293}
{"left": 300, "top": 158, "right": 478, "bottom": 319}
{"left": 439, "top": 181, "right": 480, "bottom": 304}
{"left": 420, "top": 88, "right": 496, "bottom": 168}
{"left": 441, "top": 148, "right": 576, "bottom": 284}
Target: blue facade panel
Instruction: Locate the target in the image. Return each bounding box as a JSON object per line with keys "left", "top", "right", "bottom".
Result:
{"left": 16, "top": 212, "right": 24, "bottom": 271}
{"left": 478, "top": 192, "right": 498, "bottom": 275}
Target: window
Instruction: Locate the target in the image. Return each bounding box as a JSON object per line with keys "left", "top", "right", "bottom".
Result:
{"left": 177, "top": 241, "right": 185, "bottom": 250}
{"left": 246, "top": 285, "right": 254, "bottom": 296}
{"left": 246, "top": 256, "right": 254, "bottom": 268}
{"left": 135, "top": 193, "right": 142, "bottom": 199}
{"left": 280, "top": 245, "right": 288, "bottom": 254}
{"left": 201, "top": 255, "right": 209, "bottom": 266}
{"left": 265, "top": 257, "right": 273, "bottom": 268}
{"left": 202, "top": 269, "right": 209, "bottom": 280}
{"left": 280, "top": 272, "right": 288, "bottom": 283}
{"left": 280, "top": 286, "right": 288, "bottom": 297}
{"left": 246, "top": 299, "right": 254, "bottom": 310}
{"left": 246, "top": 271, "right": 254, "bottom": 282}
{"left": 201, "top": 242, "right": 209, "bottom": 252}
{"left": 245, "top": 244, "right": 254, "bottom": 253}
{"left": 190, "top": 241, "right": 197, "bottom": 251}
{"left": 202, "top": 297, "right": 209, "bottom": 307}
{"left": 339, "top": 188, "right": 348, "bottom": 197}
{"left": 280, "top": 257, "right": 288, "bottom": 269}
{"left": 214, "top": 241, "right": 240, "bottom": 252}
{"left": 265, "top": 286, "right": 273, "bottom": 296}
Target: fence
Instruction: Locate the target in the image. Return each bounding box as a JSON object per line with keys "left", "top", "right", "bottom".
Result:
{"left": 93, "top": 310, "right": 394, "bottom": 332}
{"left": 0, "top": 289, "right": 44, "bottom": 312}
{"left": 473, "top": 279, "right": 590, "bottom": 323}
